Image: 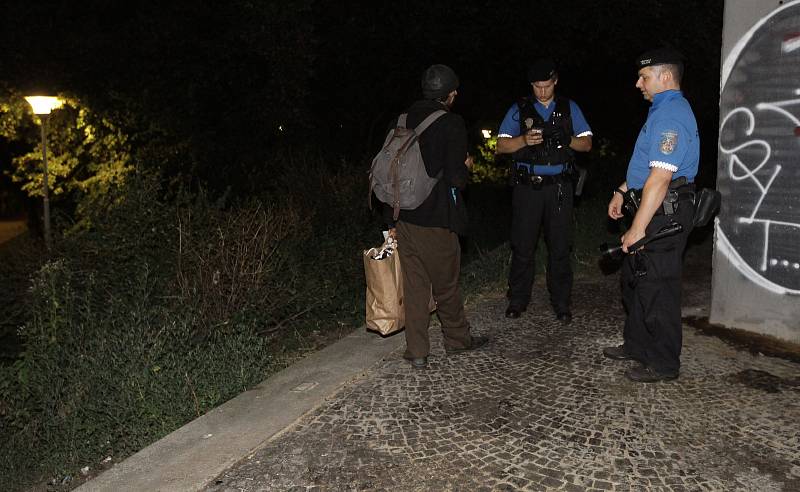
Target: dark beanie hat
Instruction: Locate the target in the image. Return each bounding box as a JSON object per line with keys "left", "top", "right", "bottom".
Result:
{"left": 527, "top": 58, "right": 557, "bottom": 82}
{"left": 635, "top": 47, "right": 685, "bottom": 68}
{"left": 421, "top": 64, "right": 459, "bottom": 99}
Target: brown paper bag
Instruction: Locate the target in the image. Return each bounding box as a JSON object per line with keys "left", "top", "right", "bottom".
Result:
{"left": 364, "top": 239, "right": 404, "bottom": 335}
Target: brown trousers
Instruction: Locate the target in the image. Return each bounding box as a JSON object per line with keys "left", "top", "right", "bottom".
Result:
{"left": 395, "top": 221, "right": 472, "bottom": 358}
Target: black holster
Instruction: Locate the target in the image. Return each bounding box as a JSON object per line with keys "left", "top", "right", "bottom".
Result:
{"left": 624, "top": 177, "right": 695, "bottom": 217}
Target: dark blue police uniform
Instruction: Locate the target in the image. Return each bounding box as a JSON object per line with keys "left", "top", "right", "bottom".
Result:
{"left": 622, "top": 88, "right": 699, "bottom": 376}
{"left": 498, "top": 96, "right": 592, "bottom": 318}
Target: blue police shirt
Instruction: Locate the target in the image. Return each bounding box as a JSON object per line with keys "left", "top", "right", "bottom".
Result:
{"left": 498, "top": 98, "right": 592, "bottom": 175}
{"left": 626, "top": 89, "right": 699, "bottom": 189}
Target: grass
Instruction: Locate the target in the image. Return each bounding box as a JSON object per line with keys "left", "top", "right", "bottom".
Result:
{"left": 0, "top": 161, "right": 623, "bottom": 491}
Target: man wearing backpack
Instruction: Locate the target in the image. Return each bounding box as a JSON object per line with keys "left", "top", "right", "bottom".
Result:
{"left": 496, "top": 58, "right": 593, "bottom": 323}
{"left": 382, "top": 64, "right": 488, "bottom": 369}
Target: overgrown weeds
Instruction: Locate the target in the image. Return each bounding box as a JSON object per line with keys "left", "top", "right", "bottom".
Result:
{"left": 0, "top": 156, "right": 380, "bottom": 489}
{"left": 0, "top": 149, "right": 619, "bottom": 490}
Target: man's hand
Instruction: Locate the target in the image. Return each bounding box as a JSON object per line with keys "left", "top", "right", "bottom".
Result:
{"left": 621, "top": 225, "right": 645, "bottom": 254}
{"left": 464, "top": 153, "right": 474, "bottom": 169}
{"left": 522, "top": 129, "right": 544, "bottom": 146}
{"left": 608, "top": 193, "right": 625, "bottom": 220}
{"left": 623, "top": 168, "right": 672, "bottom": 253}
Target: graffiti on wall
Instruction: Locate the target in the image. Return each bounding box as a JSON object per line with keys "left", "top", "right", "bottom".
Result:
{"left": 718, "top": 0, "right": 800, "bottom": 295}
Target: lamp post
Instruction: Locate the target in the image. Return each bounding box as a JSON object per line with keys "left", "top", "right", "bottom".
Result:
{"left": 24, "top": 96, "right": 62, "bottom": 252}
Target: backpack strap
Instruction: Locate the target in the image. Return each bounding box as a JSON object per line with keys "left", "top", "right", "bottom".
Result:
{"left": 413, "top": 110, "right": 447, "bottom": 135}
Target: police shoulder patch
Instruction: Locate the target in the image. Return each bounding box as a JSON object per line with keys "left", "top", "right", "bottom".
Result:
{"left": 659, "top": 130, "right": 678, "bottom": 155}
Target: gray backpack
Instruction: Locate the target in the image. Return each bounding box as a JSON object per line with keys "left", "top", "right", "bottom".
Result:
{"left": 369, "top": 110, "right": 447, "bottom": 220}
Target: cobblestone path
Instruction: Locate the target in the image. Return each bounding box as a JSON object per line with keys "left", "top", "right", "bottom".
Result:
{"left": 207, "top": 248, "right": 800, "bottom": 491}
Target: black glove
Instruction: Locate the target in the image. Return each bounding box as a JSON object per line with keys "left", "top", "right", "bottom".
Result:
{"left": 550, "top": 126, "right": 570, "bottom": 147}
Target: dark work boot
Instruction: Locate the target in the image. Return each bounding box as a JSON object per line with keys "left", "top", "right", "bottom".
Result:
{"left": 556, "top": 312, "right": 572, "bottom": 325}
{"left": 445, "top": 336, "right": 489, "bottom": 355}
{"left": 625, "top": 364, "right": 678, "bottom": 383}
{"left": 402, "top": 355, "right": 428, "bottom": 369}
{"left": 602, "top": 345, "right": 634, "bottom": 361}
{"left": 505, "top": 305, "right": 526, "bottom": 319}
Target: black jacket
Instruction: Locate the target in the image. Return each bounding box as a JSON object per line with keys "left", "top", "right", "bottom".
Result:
{"left": 381, "top": 99, "right": 469, "bottom": 232}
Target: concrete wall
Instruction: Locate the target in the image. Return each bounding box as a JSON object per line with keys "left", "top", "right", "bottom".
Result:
{"left": 711, "top": 0, "right": 800, "bottom": 342}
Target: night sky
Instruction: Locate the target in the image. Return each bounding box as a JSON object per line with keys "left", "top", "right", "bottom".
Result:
{"left": 0, "top": 0, "right": 724, "bottom": 191}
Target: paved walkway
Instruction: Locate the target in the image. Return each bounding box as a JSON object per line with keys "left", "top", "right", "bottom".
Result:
{"left": 208, "top": 243, "right": 799, "bottom": 491}
{"left": 81, "top": 241, "right": 800, "bottom": 491}
{"left": 0, "top": 218, "right": 26, "bottom": 244}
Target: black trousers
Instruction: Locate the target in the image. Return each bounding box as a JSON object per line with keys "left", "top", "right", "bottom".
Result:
{"left": 621, "top": 202, "right": 693, "bottom": 374}
{"left": 508, "top": 180, "right": 573, "bottom": 314}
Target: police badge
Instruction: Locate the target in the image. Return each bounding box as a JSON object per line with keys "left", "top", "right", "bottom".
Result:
{"left": 659, "top": 130, "right": 678, "bottom": 155}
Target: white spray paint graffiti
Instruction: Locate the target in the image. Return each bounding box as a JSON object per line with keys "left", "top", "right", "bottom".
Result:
{"left": 717, "top": 0, "right": 800, "bottom": 295}
{"left": 719, "top": 101, "right": 800, "bottom": 270}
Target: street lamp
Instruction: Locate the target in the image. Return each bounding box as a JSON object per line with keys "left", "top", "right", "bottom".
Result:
{"left": 481, "top": 129, "right": 492, "bottom": 139}
{"left": 24, "top": 95, "right": 62, "bottom": 252}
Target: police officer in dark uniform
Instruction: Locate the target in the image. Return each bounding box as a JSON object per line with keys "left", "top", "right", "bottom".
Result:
{"left": 496, "top": 59, "right": 593, "bottom": 322}
{"left": 602, "top": 48, "right": 699, "bottom": 383}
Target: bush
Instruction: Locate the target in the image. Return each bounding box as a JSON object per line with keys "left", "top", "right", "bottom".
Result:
{"left": 174, "top": 199, "right": 304, "bottom": 337}
{"left": 252, "top": 151, "right": 384, "bottom": 334}
{"left": 0, "top": 147, "right": 618, "bottom": 489}
{"left": 0, "top": 260, "right": 276, "bottom": 486}
{"left": 0, "top": 232, "right": 45, "bottom": 364}
{"left": 0, "top": 160, "right": 382, "bottom": 489}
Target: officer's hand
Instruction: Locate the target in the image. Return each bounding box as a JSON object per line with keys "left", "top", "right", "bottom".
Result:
{"left": 523, "top": 129, "right": 543, "bottom": 146}
{"left": 621, "top": 227, "right": 645, "bottom": 254}
{"left": 608, "top": 194, "right": 624, "bottom": 220}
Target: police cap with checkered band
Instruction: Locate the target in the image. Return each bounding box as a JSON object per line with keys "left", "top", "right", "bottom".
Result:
{"left": 635, "top": 47, "right": 686, "bottom": 68}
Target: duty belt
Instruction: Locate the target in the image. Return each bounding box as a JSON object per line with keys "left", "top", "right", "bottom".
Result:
{"left": 655, "top": 187, "right": 695, "bottom": 216}
{"left": 511, "top": 166, "right": 568, "bottom": 187}
{"left": 622, "top": 184, "right": 695, "bottom": 217}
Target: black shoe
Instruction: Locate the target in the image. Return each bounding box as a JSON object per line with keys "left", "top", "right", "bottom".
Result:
{"left": 505, "top": 305, "right": 525, "bottom": 318}
{"left": 403, "top": 355, "right": 428, "bottom": 369}
{"left": 445, "top": 336, "right": 489, "bottom": 355}
{"left": 602, "top": 345, "right": 634, "bottom": 361}
{"left": 625, "top": 364, "right": 678, "bottom": 383}
{"left": 556, "top": 312, "right": 572, "bottom": 325}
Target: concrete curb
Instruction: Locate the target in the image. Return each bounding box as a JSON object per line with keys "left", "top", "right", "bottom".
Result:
{"left": 76, "top": 327, "right": 404, "bottom": 492}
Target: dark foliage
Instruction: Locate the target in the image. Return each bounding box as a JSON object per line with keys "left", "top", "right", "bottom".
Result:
{"left": 1, "top": 0, "right": 315, "bottom": 194}
{"left": 312, "top": 0, "right": 723, "bottom": 186}
{"left": 1, "top": 1, "right": 723, "bottom": 192}
{"left": 0, "top": 159, "right": 382, "bottom": 489}
{"left": 0, "top": 1, "right": 726, "bottom": 488}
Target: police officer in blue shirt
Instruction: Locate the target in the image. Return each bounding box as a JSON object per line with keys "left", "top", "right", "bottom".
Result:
{"left": 602, "top": 48, "right": 699, "bottom": 383}
{"left": 496, "top": 58, "right": 593, "bottom": 322}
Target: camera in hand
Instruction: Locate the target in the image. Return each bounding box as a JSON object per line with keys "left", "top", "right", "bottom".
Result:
{"left": 541, "top": 124, "right": 569, "bottom": 149}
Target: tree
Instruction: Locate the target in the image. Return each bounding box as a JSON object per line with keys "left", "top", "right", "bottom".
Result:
{"left": 0, "top": 87, "right": 133, "bottom": 231}
{"left": 0, "top": 0, "right": 317, "bottom": 195}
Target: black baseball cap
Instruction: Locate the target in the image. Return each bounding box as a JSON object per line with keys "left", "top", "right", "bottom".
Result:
{"left": 421, "top": 64, "right": 459, "bottom": 99}
{"left": 527, "top": 58, "right": 557, "bottom": 82}
{"left": 635, "top": 47, "right": 685, "bottom": 68}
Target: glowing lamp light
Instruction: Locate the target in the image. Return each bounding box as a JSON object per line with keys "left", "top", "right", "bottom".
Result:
{"left": 481, "top": 129, "right": 492, "bottom": 139}
{"left": 24, "top": 95, "right": 63, "bottom": 252}
{"left": 24, "top": 96, "right": 63, "bottom": 115}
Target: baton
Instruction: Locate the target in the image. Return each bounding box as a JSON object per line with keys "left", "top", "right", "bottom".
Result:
{"left": 599, "top": 222, "right": 683, "bottom": 259}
